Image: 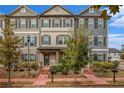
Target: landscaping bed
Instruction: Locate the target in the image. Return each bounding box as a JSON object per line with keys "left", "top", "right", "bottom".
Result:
{"left": 0, "top": 68, "right": 40, "bottom": 79}
{"left": 108, "top": 81, "right": 124, "bottom": 86}
{"left": 93, "top": 69, "right": 124, "bottom": 78}
{"left": 48, "top": 70, "right": 85, "bottom": 78}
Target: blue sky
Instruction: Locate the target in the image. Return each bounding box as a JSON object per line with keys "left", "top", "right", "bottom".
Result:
{"left": 0, "top": 5, "right": 124, "bottom": 50}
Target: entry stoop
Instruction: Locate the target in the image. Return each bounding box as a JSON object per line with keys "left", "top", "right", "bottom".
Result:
{"left": 41, "top": 67, "right": 49, "bottom": 75}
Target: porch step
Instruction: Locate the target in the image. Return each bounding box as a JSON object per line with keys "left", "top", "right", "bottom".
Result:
{"left": 84, "top": 68, "right": 93, "bottom": 74}
{"left": 41, "top": 67, "right": 49, "bottom": 75}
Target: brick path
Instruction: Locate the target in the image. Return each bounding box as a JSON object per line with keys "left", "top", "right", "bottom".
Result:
{"left": 84, "top": 68, "right": 109, "bottom": 85}
{"left": 0, "top": 78, "right": 35, "bottom": 82}
{"left": 32, "top": 68, "right": 48, "bottom": 86}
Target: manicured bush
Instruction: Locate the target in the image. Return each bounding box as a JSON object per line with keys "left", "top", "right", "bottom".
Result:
{"left": 91, "top": 61, "right": 115, "bottom": 72}
{"left": 18, "top": 62, "right": 28, "bottom": 68}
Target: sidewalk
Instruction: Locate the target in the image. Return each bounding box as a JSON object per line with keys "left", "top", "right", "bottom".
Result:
{"left": 84, "top": 68, "right": 109, "bottom": 85}
{"left": 0, "top": 78, "right": 35, "bottom": 82}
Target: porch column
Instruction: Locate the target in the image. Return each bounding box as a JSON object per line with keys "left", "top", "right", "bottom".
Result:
{"left": 37, "top": 51, "right": 41, "bottom": 67}
{"left": 56, "top": 51, "right": 59, "bottom": 63}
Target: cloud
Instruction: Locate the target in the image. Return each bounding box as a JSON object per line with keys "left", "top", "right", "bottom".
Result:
{"left": 109, "top": 34, "right": 124, "bottom": 49}
{"left": 109, "top": 6, "right": 124, "bottom": 28}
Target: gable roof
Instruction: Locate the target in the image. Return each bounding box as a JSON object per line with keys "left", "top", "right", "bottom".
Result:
{"left": 108, "top": 48, "right": 120, "bottom": 53}
{"left": 8, "top": 5, "right": 38, "bottom": 16}
{"left": 79, "top": 5, "right": 102, "bottom": 16}
{"left": 39, "top": 5, "right": 74, "bottom": 16}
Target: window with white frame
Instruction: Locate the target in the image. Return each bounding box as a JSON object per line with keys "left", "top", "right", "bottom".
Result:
{"left": 43, "top": 19, "right": 49, "bottom": 27}
{"left": 30, "top": 36, "right": 36, "bottom": 46}
{"left": 98, "top": 19, "right": 103, "bottom": 28}
{"left": 98, "top": 36, "right": 103, "bottom": 45}
{"left": 79, "top": 19, "right": 84, "bottom": 27}
{"left": 30, "top": 54, "right": 36, "bottom": 61}
{"left": 54, "top": 19, "right": 60, "bottom": 27}
{"left": 65, "top": 19, "right": 71, "bottom": 27}
{"left": 21, "top": 8, "right": 26, "bottom": 13}
{"left": 57, "top": 35, "right": 68, "bottom": 45}
{"left": 31, "top": 19, "right": 37, "bottom": 28}
{"left": 20, "top": 19, "right": 26, "bottom": 28}
{"left": 88, "top": 19, "right": 94, "bottom": 28}
{"left": 98, "top": 54, "right": 103, "bottom": 61}
{"left": 42, "top": 35, "right": 50, "bottom": 45}
{"left": 89, "top": 7, "right": 94, "bottom": 13}
{"left": 0, "top": 20, "right": 3, "bottom": 28}
{"left": 23, "top": 36, "right": 36, "bottom": 46}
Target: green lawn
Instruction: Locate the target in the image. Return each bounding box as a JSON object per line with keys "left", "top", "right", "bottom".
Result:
{"left": 0, "top": 68, "right": 40, "bottom": 78}
{"left": 45, "top": 81, "right": 95, "bottom": 87}
{"left": 108, "top": 81, "right": 124, "bottom": 85}
{"left": 0, "top": 82, "right": 33, "bottom": 87}
{"left": 93, "top": 69, "right": 124, "bottom": 78}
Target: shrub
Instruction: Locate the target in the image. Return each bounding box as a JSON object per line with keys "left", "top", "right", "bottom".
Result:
{"left": 49, "top": 66, "right": 58, "bottom": 74}
{"left": 91, "top": 61, "right": 115, "bottom": 72}
{"left": 19, "top": 62, "right": 28, "bottom": 68}
{"left": 30, "top": 62, "right": 38, "bottom": 68}
{"left": 19, "top": 68, "right": 25, "bottom": 72}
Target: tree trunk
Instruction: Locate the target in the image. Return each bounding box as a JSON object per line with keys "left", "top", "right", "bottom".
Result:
{"left": 8, "top": 61, "right": 11, "bottom": 84}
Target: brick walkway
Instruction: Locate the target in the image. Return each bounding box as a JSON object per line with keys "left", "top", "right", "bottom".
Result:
{"left": 32, "top": 68, "right": 48, "bottom": 86}
{"left": 84, "top": 68, "right": 109, "bottom": 85}
{"left": 0, "top": 78, "right": 35, "bottom": 82}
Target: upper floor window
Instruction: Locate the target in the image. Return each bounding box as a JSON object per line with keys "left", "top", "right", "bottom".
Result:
{"left": 88, "top": 19, "right": 94, "bottom": 28}
{"left": 31, "top": 19, "right": 37, "bottom": 28}
{"left": 0, "top": 20, "right": 3, "bottom": 28}
{"left": 65, "top": 19, "right": 71, "bottom": 27}
{"left": 42, "top": 35, "right": 50, "bottom": 45}
{"left": 98, "top": 36, "right": 103, "bottom": 46}
{"left": 22, "top": 54, "right": 36, "bottom": 61}
{"left": 20, "top": 19, "right": 26, "bottom": 28}
{"left": 54, "top": 19, "right": 60, "bottom": 27}
{"left": 79, "top": 19, "right": 84, "bottom": 27}
{"left": 57, "top": 35, "right": 68, "bottom": 45}
{"left": 89, "top": 7, "right": 94, "bottom": 13}
{"left": 23, "top": 36, "right": 37, "bottom": 46}
{"left": 43, "top": 19, "right": 49, "bottom": 27}
{"left": 98, "top": 19, "right": 103, "bottom": 28}
{"left": 21, "top": 8, "right": 26, "bottom": 13}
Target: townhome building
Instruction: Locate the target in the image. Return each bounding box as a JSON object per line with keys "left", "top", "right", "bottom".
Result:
{"left": 0, "top": 5, "right": 108, "bottom": 67}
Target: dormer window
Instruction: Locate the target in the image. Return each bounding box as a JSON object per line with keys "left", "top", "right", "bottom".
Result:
{"left": 21, "top": 8, "right": 26, "bottom": 13}
{"left": 89, "top": 7, "right": 94, "bottom": 13}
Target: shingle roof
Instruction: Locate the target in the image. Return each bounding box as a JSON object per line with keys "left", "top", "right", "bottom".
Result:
{"left": 108, "top": 48, "right": 120, "bottom": 53}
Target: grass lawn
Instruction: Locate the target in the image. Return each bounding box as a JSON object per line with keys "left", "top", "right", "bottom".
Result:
{"left": 93, "top": 69, "right": 124, "bottom": 78}
{"left": 108, "top": 81, "right": 124, "bottom": 86}
{"left": 45, "top": 81, "right": 95, "bottom": 87}
{"left": 0, "top": 68, "right": 40, "bottom": 79}
{"left": 48, "top": 70, "right": 85, "bottom": 78}
{"left": 0, "top": 82, "right": 33, "bottom": 87}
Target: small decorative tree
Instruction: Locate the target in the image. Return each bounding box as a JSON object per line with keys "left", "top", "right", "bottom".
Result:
{"left": 0, "top": 16, "right": 21, "bottom": 84}
{"left": 59, "top": 25, "right": 92, "bottom": 83}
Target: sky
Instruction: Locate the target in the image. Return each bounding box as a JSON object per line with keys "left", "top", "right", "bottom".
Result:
{"left": 0, "top": 5, "right": 124, "bottom": 50}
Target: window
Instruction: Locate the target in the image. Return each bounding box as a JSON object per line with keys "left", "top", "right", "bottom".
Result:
{"left": 54, "top": 19, "right": 60, "bottom": 27}
{"left": 0, "top": 20, "right": 3, "bottom": 28}
{"left": 79, "top": 19, "right": 84, "bottom": 27}
{"left": 43, "top": 19, "right": 49, "bottom": 27}
{"left": 21, "top": 8, "right": 26, "bottom": 13}
{"left": 30, "top": 54, "right": 36, "bottom": 61}
{"left": 98, "top": 54, "right": 103, "bottom": 61}
{"left": 88, "top": 19, "right": 94, "bottom": 28}
{"left": 65, "top": 19, "right": 71, "bottom": 27}
{"left": 42, "top": 35, "right": 50, "bottom": 45}
{"left": 31, "top": 19, "right": 37, "bottom": 28}
{"left": 98, "top": 19, "right": 103, "bottom": 28}
{"left": 20, "top": 19, "right": 26, "bottom": 28}
{"left": 30, "top": 36, "right": 36, "bottom": 46}
{"left": 23, "top": 36, "right": 36, "bottom": 46}
{"left": 89, "top": 7, "right": 94, "bottom": 13}
{"left": 57, "top": 35, "right": 68, "bottom": 45}
{"left": 98, "top": 36, "right": 103, "bottom": 45}
{"left": 22, "top": 54, "right": 36, "bottom": 61}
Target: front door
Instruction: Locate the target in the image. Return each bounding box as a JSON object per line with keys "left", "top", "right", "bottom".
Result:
{"left": 44, "top": 54, "right": 50, "bottom": 66}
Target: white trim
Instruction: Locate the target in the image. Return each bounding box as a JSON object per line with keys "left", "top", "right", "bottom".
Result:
{"left": 92, "top": 49, "right": 108, "bottom": 51}
{"left": 14, "top": 31, "right": 39, "bottom": 34}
